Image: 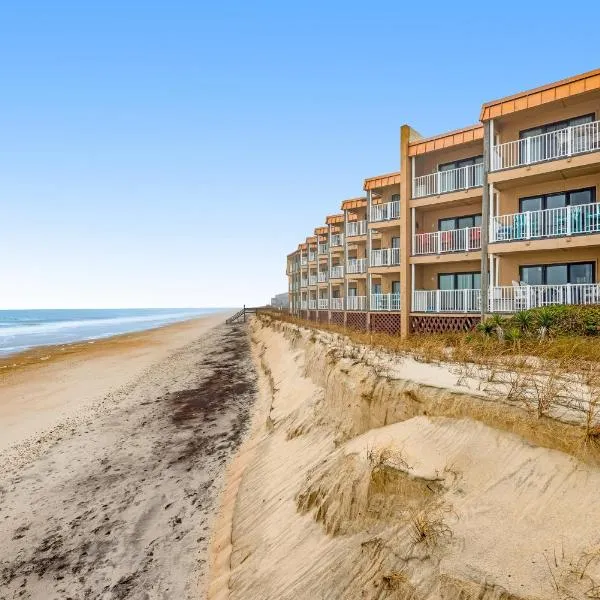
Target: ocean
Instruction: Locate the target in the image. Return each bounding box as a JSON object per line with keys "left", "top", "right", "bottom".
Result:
{"left": 0, "top": 308, "right": 223, "bottom": 356}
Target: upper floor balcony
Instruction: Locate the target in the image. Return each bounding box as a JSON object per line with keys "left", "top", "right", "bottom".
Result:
{"left": 346, "top": 221, "right": 367, "bottom": 237}
{"left": 308, "top": 251, "right": 317, "bottom": 262}
{"left": 492, "top": 119, "right": 600, "bottom": 172}
{"left": 370, "top": 200, "right": 400, "bottom": 222}
{"left": 414, "top": 226, "right": 481, "bottom": 255}
{"left": 300, "top": 277, "right": 308, "bottom": 288}
{"left": 330, "top": 233, "right": 344, "bottom": 247}
{"left": 317, "top": 271, "right": 328, "bottom": 283}
{"left": 490, "top": 202, "right": 600, "bottom": 243}
{"left": 300, "top": 256, "right": 308, "bottom": 266}
{"left": 308, "top": 275, "right": 317, "bottom": 286}
{"left": 370, "top": 248, "right": 400, "bottom": 267}
{"left": 413, "top": 163, "right": 483, "bottom": 199}
{"left": 330, "top": 265, "right": 344, "bottom": 279}
{"left": 347, "top": 258, "right": 367, "bottom": 274}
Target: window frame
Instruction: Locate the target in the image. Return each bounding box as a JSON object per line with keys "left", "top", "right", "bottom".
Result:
{"left": 438, "top": 213, "right": 482, "bottom": 231}
{"left": 437, "top": 271, "right": 481, "bottom": 290}
{"left": 519, "top": 261, "right": 596, "bottom": 286}
{"left": 519, "top": 113, "right": 595, "bottom": 139}
{"left": 519, "top": 187, "right": 596, "bottom": 213}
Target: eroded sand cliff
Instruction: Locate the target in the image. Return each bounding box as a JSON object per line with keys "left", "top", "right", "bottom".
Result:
{"left": 209, "top": 316, "right": 600, "bottom": 600}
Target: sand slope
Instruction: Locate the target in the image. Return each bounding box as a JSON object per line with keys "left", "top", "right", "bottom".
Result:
{"left": 209, "top": 317, "right": 600, "bottom": 600}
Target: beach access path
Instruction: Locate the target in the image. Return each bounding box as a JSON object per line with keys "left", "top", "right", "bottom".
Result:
{"left": 0, "top": 314, "right": 256, "bottom": 599}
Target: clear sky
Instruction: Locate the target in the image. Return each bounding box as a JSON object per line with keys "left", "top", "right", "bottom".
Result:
{"left": 1, "top": 1, "right": 599, "bottom": 308}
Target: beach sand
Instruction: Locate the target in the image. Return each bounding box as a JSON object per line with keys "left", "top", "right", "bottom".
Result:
{"left": 0, "top": 314, "right": 256, "bottom": 599}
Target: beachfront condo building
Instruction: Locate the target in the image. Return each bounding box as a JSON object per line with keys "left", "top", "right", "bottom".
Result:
{"left": 287, "top": 67, "right": 600, "bottom": 337}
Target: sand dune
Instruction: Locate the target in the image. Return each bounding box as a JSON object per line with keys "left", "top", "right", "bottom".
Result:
{"left": 209, "top": 316, "right": 600, "bottom": 599}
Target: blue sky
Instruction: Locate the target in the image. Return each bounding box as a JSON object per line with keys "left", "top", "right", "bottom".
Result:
{"left": 1, "top": 1, "right": 599, "bottom": 308}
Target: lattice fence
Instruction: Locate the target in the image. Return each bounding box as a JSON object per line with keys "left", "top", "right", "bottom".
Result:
{"left": 346, "top": 312, "right": 367, "bottom": 331}
{"left": 330, "top": 311, "right": 344, "bottom": 326}
{"left": 410, "top": 315, "right": 481, "bottom": 334}
{"left": 370, "top": 313, "right": 401, "bottom": 334}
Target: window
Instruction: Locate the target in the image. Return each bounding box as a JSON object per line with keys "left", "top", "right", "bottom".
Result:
{"left": 372, "top": 283, "right": 382, "bottom": 294}
{"left": 519, "top": 187, "right": 596, "bottom": 212}
{"left": 348, "top": 287, "right": 357, "bottom": 297}
{"left": 391, "top": 236, "right": 400, "bottom": 248}
{"left": 439, "top": 214, "right": 482, "bottom": 231}
{"left": 520, "top": 262, "right": 595, "bottom": 286}
{"left": 520, "top": 114, "right": 595, "bottom": 139}
{"left": 392, "top": 194, "right": 400, "bottom": 203}
{"left": 438, "top": 272, "right": 481, "bottom": 290}
{"left": 391, "top": 281, "right": 400, "bottom": 294}
{"left": 438, "top": 155, "right": 483, "bottom": 172}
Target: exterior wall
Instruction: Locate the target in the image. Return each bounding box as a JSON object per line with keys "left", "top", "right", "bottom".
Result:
{"left": 413, "top": 140, "right": 483, "bottom": 178}
{"left": 370, "top": 273, "right": 401, "bottom": 293}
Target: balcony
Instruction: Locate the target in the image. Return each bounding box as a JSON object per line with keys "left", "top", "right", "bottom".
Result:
{"left": 346, "top": 221, "right": 367, "bottom": 237}
{"left": 491, "top": 203, "right": 600, "bottom": 243}
{"left": 489, "top": 283, "right": 600, "bottom": 312}
{"left": 317, "top": 271, "right": 328, "bottom": 283}
{"left": 308, "top": 299, "right": 317, "bottom": 310}
{"left": 309, "top": 275, "right": 317, "bottom": 286}
{"left": 318, "top": 298, "right": 329, "bottom": 309}
{"left": 414, "top": 226, "right": 481, "bottom": 255}
{"left": 413, "top": 163, "right": 483, "bottom": 198}
{"left": 347, "top": 258, "right": 367, "bottom": 274}
{"left": 318, "top": 243, "right": 328, "bottom": 254}
{"left": 301, "top": 300, "right": 308, "bottom": 310}
{"left": 330, "top": 298, "right": 344, "bottom": 310}
{"left": 301, "top": 257, "right": 308, "bottom": 266}
{"left": 371, "top": 293, "right": 400, "bottom": 311}
{"left": 370, "top": 248, "right": 400, "bottom": 267}
{"left": 370, "top": 200, "right": 400, "bottom": 222}
{"left": 330, "top": 265, "right": 344, "bottom": 279}
{"left": 346, "top": 296, "right": 367, "bottom": 310}
{"left": 492, "top": 120, "right": 600, "bottom": 171}
{"left": 330, "top": 233, "right": 344, "bottom": 246}
{"left": 300, "top": 278, "right": 308, "bottom": 288}
{"left": 413, "top": 289, "right": 481, "bottom": 313}
{"left": 308, "top": 252, "right": 317, "bottom": 262}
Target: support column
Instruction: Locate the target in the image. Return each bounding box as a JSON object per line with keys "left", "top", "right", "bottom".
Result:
{"left": 327, "top": 225, "right": 332, "bottom": 324}
{"left": 480, "top": 120, "right": 492, "bottom": 319}
{"left": 399, "top": 125, "right": 412, "bottom": 338}
{"left": 366, "top": 190, "right": 372, "bottom": 312}
{"left": 344, "top": 209, "right": 349, "bottom": 312}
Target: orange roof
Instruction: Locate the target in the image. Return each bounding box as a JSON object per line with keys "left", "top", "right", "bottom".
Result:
{"left": 306, "top": 236, "right": 317, "bottom": 244}
{"left": 326, "top": 214, "right": 344, "bottom": 224}
{"left": 317, "top": 234, "right": 327, "bottom": 242}
{"left": 341, "top": 196, "right": 367, "bottom": 210}
{"left": 298, "top": 243, "right": 307, "bottom": 250}
{"left": 314, "top": 226, "right": 328, "bottom": 235}
{"left": 408, "top": 124, "right": 483, "bottom": 156}
{"left": 363, "top": 171, "right": 401, "bottom": 190}
{"left": 481, "top": 67, "right": 600, "bottom": 121}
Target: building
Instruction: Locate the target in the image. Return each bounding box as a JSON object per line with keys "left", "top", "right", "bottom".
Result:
{"left": 270, "top": 293, "right": 289, "bottom": 309}
{"left": 286, "top": 67, "right": 600, "bottom": 337}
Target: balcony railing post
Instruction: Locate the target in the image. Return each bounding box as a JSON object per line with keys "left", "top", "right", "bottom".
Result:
{"left": 464, "top": 227, "right": 469, "bottom": 251}
{"left": 435, "top": 289, "right": 441, "bottom": 313}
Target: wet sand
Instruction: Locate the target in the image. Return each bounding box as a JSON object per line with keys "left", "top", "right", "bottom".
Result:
{"left": 0, "top": 317, "right": 256, "bottom": 599}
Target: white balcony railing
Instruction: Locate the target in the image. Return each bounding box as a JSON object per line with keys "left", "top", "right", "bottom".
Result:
{"left": 347, "top": 258, "right": 367, "bottom": 274}
{"left": 330, "top": 265, "right": 344, "bottom": 279}
{"left": 301, "top": 257, "right": 308, "bottom": 266}
{"left": 491, "top": 203, "right": 600, "bottom": 243}
{"left": 330, "top": 233, "right": 344, "bottom": 246}
{"left": 318, "top": 298, "right": 329, "bottom": 310}
{"left": 308, "top": 252, "right": 317, "bottom": 261}
{"left": 413, "top": 289, "right": 481, "bottom": 313}
{"left": 346, "top": 296, "right": 367, "bottom": 311}
{"left": 370, "top": 293, "right": 401, "bottom": 311}
{"left": 309, "top": 275, "right": 317, "bottom": 286}
{"left": 346, "top": 220, "right": 367, "bottom": 237}
{"left": 370, "top": 248, "right": 400, "bottom": 267}
{"left": 318, "top": 243, "right": 328, "bottom": 254}
{"left": 300, "top": 278, "right": 308, "bottom": 287}
{"left": 489, "top": 283, "right": 600, "bottom": 313}
{"left": 413, "top": 163, "right": 483, "bottom": 198}
{"left": 308, "top": 299, "right": 317, "bottom": 310}
{"left": 317, "top": 271, "right": 328, "bottom": 283}
{"left": 330, "top": 297, "right": 344, "bottom": 310}
{"left": 492, "top": 120, "right": 600, "bottom": 171}
{"left": 414, "top": 226, "right": 481, "bottom": 255}
{"left": 370, "top": 201, "right": 400, "bottom": 222}
{"left": 301, "top": 301, "right": 308, "bottom": 310}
